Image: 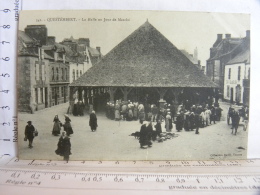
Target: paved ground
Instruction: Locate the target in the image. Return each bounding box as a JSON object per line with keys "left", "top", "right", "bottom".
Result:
{"left": 18, "top": 100, "right": 248, "bottom": 161}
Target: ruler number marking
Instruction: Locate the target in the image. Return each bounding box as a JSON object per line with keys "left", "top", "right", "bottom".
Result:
{"left": 0, "top": 25, "right": 11, "bottom": 29}
{"left": 0, "top": 9, "right": 11, "bottom": 13}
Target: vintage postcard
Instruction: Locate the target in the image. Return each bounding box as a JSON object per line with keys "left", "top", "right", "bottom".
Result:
{"left": 18, "top": 10, "right": 250, "bottom": 161}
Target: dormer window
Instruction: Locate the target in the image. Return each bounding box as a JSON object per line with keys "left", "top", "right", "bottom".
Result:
{"left": 54, "top": 52, "right": 58, "bottom": 61}
{"left": 41, "top": 48, "right": 45, "bottom": 60}
{"left": 63, "top": 54, "right": 66, "bottom": 63}
{"left": 56, "top": 68, "right": 59, "bottom": 81}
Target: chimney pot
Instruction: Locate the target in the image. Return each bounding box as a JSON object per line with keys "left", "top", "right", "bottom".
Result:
{"left": 47, "top": 36, "right": 56, "bottom": 45}
{"left": 217, "top": 34, "right": 223, "bottom": 40}
{"left": 225, "top": 34, "right": 231, "bottom": 38}
{"left": 246, "top": 30, "right": 250, "bottom": 38}
{"left": 96, "top": 46, "right": 101, "bottom": 53}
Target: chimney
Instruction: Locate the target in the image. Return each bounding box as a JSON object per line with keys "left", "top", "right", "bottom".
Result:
{"left": 25, "top": 25, "right": 48, "bottom": 45}
{"left": 246, "top": 30, "right": 250, "bottom": 38}
{"left": 217, "top": 34, "right": 223, "bottom": 40}
{"left": 47, "top": 36, "right": 56, "bottom": 45}
{"left": 78, "top": 38, "right": 90, "bottom": 47}
{"left": 225, "top": 34, "right": 231, "bottom": 38}
{"left": 96, "top": 47, "right": 101, "bottom": 54}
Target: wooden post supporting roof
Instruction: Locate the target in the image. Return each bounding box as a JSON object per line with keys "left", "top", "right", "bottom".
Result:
{"left": 120, "top": 87, "right": 133, "bottom": 101}
{"left": 78, "top": 87, "right": 83, "bottom": 101}
{"left": 108, "top": 87, "right": 117, "bottom": 103}
{"left": 155, "top": 88, "right": 168, "bottom": 100}
{"left": 68, "top": 86, "right": 78, "bottom": 115}
{"left": 171, "top": 88, "right": 183, "bottom": 104}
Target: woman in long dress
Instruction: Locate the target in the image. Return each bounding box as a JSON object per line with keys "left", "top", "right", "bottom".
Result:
{"left": 115, "top": 102, "right": 121, "bottom": 121}
{"left": 55, "top": 131, "right": 71, "bottom": 162}
{"left": 165, "top": 112, "right": 172, "bottom": 132}
{"left": 89, "top": 110, "right": 98, "bottom": 132}
{"left": 52, "top": 115, "right": 61, "bottom": 136}
{"left": 63, "top": 114, "right": 74, "bottom": 136}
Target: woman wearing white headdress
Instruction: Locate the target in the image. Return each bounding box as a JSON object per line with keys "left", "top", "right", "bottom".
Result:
{"left": 52, "top": 114, "right": 61, "bottom": 136}
{"left": 55, "top": 131, "right": 71, "bottom": 162}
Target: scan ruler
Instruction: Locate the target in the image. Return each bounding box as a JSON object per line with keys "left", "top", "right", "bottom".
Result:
{"left": 0, "top": 0, "right": 20, "bottom": 157}
{"left": 0, "top": 157, "right": 260, "bottom": 194}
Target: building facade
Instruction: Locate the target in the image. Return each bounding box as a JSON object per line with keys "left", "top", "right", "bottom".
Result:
{"left": 206, "top": 31, "right": 250, "bottom": 94}
{"left": 223, "top": 44, "right": 250, "bottom": 106}
{"left": 18, "top": 26, "right": 71, "bottom": 113}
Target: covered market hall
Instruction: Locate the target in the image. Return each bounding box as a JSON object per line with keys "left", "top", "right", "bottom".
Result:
{"left": 69, "top": 21, "right": 218, "bottom": 114}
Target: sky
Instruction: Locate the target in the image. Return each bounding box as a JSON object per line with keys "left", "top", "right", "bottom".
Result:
{"left": 19, "top": 10, "right": 250, "bottom": 67}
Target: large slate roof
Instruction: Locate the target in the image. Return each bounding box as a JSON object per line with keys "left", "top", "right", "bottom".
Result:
{"left": 70, "top": 21, "right": 217, "bottom": 88}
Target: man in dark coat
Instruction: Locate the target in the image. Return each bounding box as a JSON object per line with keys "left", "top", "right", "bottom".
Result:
{"left": 139, "top": 122, "right": 152, "bottom": 148}
{"left": 194, "top": 113, "right": 200, "bottom": 134}
{"left": 231, "top": 110, "right": 240, "bottom": 135}
{"left": 24, "top": 121, "right": 35, "bottom": 148}
{"left": 154, "top": 120, "right": 162, "bottom": 138}
{"left": 175, "top": 112, "right": 183, "bottom": 132}
{"left": 55, "top": 131, "right": 71, "bottom": 162}
{"left": 89, "top": 110, "right": 98, "bottom": 132}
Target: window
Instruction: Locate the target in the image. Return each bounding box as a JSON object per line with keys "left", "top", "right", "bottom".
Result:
{"left": 35, "top": 63, "right": 39, "bottom": 80}
{"left": 42, "top": 65, "right": 45, "bottom": 81}
{"left": 228, "top": 68, "right": 231, "bottom": 79}
{"left": 61, "top": 68, "right": 64, "bottom": 80}
{"left": 227, "top": 85, "right": 230, "bottom": 97}
{"left": 35, "top": 88, "right": 38, "bottom": 103}
{"left": 56, "top": 87, "right": 60, "bottom": 98}
{"left": 248, "top": 68, "right": 250, "bottom": 79}
{"left": 63, "top": 54, "right": 66, "bottom": 63}
{"left": 65, "top": 68, "right": 67, "bottom": 81}
{"left": 61, "top": 86, "right": 64, "bottom": 97}
{"left": 52, "top": 68, "right": 54, "bottom": 81}
{"left": 54, "top": 52, "right": 58, "bottom": 61}
{"left": 76, "top": 70, "right": 79, "bottom": 79}
{"left": 41, "top": 49, "right": 44, "bottom": 60}
{"left": 56, "top": 68, "right": 59, "bottom": 81}
{"left": 40, "top": 88, "right": 43, "bottom": 103}
{"left": 238, "top": 66, "right": 241, "bottom": 80}
{"left": 80, "top": 70, "right": 82, "bottom": 76}
{"left": 52, "top": 87, "right": 55, "bottom": 100}
{"left": 64, "top": 87, "right": 67, "bottom": 99}
{"left": 73, "top": 70, "right": 75, "bottom": 81}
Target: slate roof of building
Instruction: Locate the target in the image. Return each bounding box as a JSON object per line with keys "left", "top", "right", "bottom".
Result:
{"left": 70, "top": 21, "right": 217, "bottom": 88}
{"left": 18, "top": 30, "right": 39, "bottom": 56}
{"left": 209, "top": 38, "right": 244, "bottom": 61}
{"left": 87, "top": 47, "right": 100, "bottom": 57}
{"left": 62, "top": 36, "right": 101, "bottom": 58}
{"left": 180, "top": 50, "right": 198, "bottom": 65}
{"left": 227, "top": 39, "right": 250, "bottom": 65}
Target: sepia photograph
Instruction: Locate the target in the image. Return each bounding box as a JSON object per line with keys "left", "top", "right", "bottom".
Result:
{"left": 17, "top": 10, "right": 250, "bottom": 161}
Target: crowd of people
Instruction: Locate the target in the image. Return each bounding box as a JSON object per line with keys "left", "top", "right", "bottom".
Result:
{"left": 72, "top": 100, "right": 85, "bottom": 116}
{"left": 105, "top": 99, "right": 223, "bottom": 134}
{"left": 228, "top": 105, "right": 249, "bottom": 135}
{"left": 24, "top": 97, "right": 249, "bottom": 158}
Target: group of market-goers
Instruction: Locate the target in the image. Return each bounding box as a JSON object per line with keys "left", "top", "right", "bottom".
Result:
{"left": 227, "top": 105, "right": 249, "bottom": 135}
{"left": 105, "top": 99, "right": 223, "bottom": 133}
{"left": 24, "top": 96, "right": 248, "bottom": 157}
{"left": 24, "top": 110, "right": 99, "bottom": 162}
{"left": 72, "top": 99, "right": 85, "bottom": 116}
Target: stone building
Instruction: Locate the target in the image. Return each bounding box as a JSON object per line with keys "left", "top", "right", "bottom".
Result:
{"left": 223, "top": 38, "right": 250, "bottom": 106}
{"left": 18, "top": 25, "right": 72, "bottom": 112}
{"left": 69, "top": 21, "right": 217, "bottom": 112}
{"left": 61, "top": 37, "right": 102, "bottom": 83}
{"left": 206, "top": 31, "right": 250, "bottom": 95}
{"left": 18, "top": 30, "right": 50, "bottom": 112}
